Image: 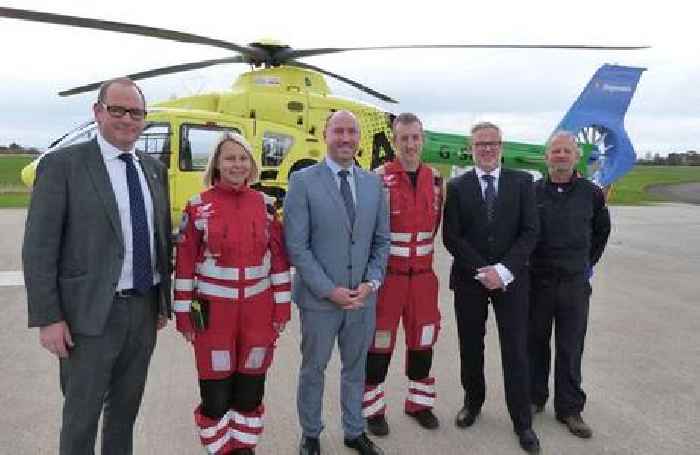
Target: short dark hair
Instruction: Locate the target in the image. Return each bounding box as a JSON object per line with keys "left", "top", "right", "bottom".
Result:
{"left": 392, "top": 112, "right": 423, "bottom": 132}
{"left": 96, "top": 77, "right": 146, "bottom": 108}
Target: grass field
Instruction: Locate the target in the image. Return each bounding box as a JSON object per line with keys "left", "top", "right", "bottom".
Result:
{"left": 1, "top": 156, "right": 698, "bottom": 208}
{"left": 608, "top": 165, "right": 700, "bottom": 204}
{"left": 0, "top": 155, "right": 34, "bottom": 208}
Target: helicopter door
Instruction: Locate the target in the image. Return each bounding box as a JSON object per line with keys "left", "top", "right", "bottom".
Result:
{"left": 172, "top": 123, "right": 244, "bottom": 223}
{"left": 134, "top": 123, "right": 171, "bottom": 168}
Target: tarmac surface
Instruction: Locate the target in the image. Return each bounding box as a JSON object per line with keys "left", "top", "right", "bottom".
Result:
{"left": 1, "top": 204, "right": 699, "bottom": 454}
{"left": 647, "top": 182, "right": 700, "bottom": 205}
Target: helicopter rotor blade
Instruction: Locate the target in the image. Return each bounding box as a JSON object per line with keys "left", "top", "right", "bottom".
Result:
{"left": 276, "top": 43, "right": 650, "bottom": 61}
{"left": 59, "top": 56, "right": 247, "bottom": 96}
{"left": 0, "top": 6, "right": 266, "bottom": 61}
{"left": 286, "top": 61, "right": 397, "bottom": 104}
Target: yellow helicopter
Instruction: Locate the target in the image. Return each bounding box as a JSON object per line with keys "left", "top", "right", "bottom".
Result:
{"left": 0, "top": 7, "right": 647, "bottom": 225}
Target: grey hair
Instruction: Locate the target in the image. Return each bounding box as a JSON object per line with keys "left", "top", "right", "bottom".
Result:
{"left": 546, "top": 130, "right": 581, "bottom": 155}
{"left": 202, "top": 132, "right": 259, "bottom": 187}
{"left": 470, "top": 121, "right": 501, "bottom": 137}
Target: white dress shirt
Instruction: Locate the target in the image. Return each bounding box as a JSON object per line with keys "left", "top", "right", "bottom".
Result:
{"left": 474, "top": 166, "right": 514, "bottom": 288}
{"left": 97, "top": 132, "right": 160, "bottom": 291}
{"left": 324, "top": 157, "right": 381, "bottom": 291}
{"left": 325, "top": 157, "right": 357, "bottom": 204}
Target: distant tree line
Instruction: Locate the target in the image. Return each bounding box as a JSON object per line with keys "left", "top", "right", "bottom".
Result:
{"left": 637, "top": 151, "right": 700, "bottom": 166}
{"left": 0, "top": 143, "right": 41, "bottom": 155}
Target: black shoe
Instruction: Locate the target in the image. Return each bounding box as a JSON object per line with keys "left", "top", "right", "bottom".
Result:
{"left": 455, "top": 406, "right": 480, "bottom": 428}
{"left": 367, "top": 414, "right": 390, "bottom": 436}
{"left": 557, "top": 414, "right": 593, "bottom": 439}
{"left": 531, "top": 403, "right": 544, "bottom": 415}
{"left": 406, "top": 409, "right": 440, "bottom": 429}
{"left": 515, "top": 428, "right": 541, "bottom": 453}
{"left": 299, "top": 436, "right": 320, "bottom": 455}
{"left": 232, "top": 448, "right": 254, "bottom": 454}
{"left": 344, "top": 432, "right": 384, "bottom": 455}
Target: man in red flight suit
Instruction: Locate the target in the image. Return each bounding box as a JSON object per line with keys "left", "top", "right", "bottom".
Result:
{"left": 174, "top": 140, "right": 291, "bottom": 455}
{"left": 363, "top": 113, "right": 444, "bottom": 436}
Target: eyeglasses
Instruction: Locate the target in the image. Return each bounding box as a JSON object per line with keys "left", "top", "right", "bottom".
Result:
{"left": 473, "top": 141, "right": 502, "bottom": 149}
{"left": 99, "top": 102, "right": 147, "bottom": 120}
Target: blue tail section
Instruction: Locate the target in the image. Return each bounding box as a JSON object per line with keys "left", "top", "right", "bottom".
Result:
{"left": 554, "top": 64, "right": 646, "bottom": 186}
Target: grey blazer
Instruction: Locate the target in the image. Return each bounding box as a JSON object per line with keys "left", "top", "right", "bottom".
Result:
{"left": 283, "top": 162, "right": 390, "bottom": 310}
{"left": 23, "top": 138, "right": 172, "bottom": 336}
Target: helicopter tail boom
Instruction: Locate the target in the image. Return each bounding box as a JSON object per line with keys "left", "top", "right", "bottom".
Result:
{"left": 554, "top": 64, "right": 646, "bottom": 187}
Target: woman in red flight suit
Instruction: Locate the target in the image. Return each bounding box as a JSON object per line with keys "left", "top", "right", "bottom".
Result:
{"left": 174, "top": 132, "right": 291, "bottom": 454}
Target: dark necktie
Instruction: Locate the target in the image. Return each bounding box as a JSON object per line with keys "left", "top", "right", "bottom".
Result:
{"left": 119, "top": 153, "right": 153, "bottom": 293}
{"left": 482, "top": 174, "right": 496, "bottom": 222}
{"left": 338, "top": 169, "right": 356, "bottom": 225}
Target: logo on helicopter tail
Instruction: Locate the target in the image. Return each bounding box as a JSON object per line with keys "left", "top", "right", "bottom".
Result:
{"left": 599, "top": 82, "right": 632, "bottom": 93}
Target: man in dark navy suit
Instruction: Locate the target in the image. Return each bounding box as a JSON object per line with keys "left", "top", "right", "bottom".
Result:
{"left": 442, "top": 121, "right": 540, "bottom": 453}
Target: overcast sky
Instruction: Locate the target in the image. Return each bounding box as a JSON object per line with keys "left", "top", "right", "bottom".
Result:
{"left": 1, "top": 0, "right": 698, "bottom": 155}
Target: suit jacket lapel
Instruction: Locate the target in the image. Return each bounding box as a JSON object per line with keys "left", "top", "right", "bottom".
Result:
{"left": 493, "top": 169, "right": 509, "bottom": 220}
{"left": 83, "top": 139, "right": 123, "bottom": 247}
{"left": 352, "top": 168, "right": 365, "bottom": 232}
{"left": 320, "top": 164, "right": 352, "bottom": 231}
{"left": 136, "top": 153, "right": 162, "bottom": 217}
{"left": 468, "top": 169, "right": 487, "bottom": 218}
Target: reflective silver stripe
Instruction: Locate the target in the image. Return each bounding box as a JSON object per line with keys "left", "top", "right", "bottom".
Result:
{"left": 230, "top": 409, "right": 263, "bottom": 428}
{"left": 270, "top": 271, "right": 291, "bottom": 285}
{"left": 407, "top": 393, "right": 435, "bottom": 406}
{"left": 416, "top": 244, "right": 434, "bottom": 256}
{"left": 416, "top": 231, "right": 433, "bottom": 242}
{"left": 174, "top": 279, "right": 194, "bottom": 292}
{"left": 363, "top": 384, "right": 384, "bottom": 402}
{"left": 244, "top": 251, "right": 271, "bottom": 280}
{"left": 390, "top": 232, "right": 412, "bottom": 242}
{"left": 200, "top": 410, "right": 230, "bottom": 438}
{"left": 390, "top": 246, "right": 410, "bottom": 257}
{"left": 197, "top": 258, "right": 239, "bottom": 280}
{"left": 206, "top": 428, "right": 258, "bottom": 453}
{"left": 274, "top": 291, "right": 291, "bottom": 304}
{"left": 194, "top": 218, "right": 207, "bottom": 230}
{"left": 362, "top": 399, "right": 385, "bottom": 417}
{"left": 244, "top": 278, "right": 271, "bottom": 298}
{"left": 173, "top": 300, "right": 191, "bottom": 313}
{"left": 408, "top": 381, "right": 435, "bottom": 394}
{"left": 198, "top": 281, "right": 238, "bottom": 299}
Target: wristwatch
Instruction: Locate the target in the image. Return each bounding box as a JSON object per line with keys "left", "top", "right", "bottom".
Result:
{"left": 366, "top": 280, "right": 380, "bottom": 292}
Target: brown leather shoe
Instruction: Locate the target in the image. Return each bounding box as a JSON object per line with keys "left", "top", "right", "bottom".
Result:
{"left": 557, "top": 414, "right": 593, "bottom": 439}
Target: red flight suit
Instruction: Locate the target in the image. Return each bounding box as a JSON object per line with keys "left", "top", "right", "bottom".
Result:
{"left": 174, "top": 183, "right": 291, "bottom": 454}
{"left": 363, "top": 160, "right": 443, "bottom": 418}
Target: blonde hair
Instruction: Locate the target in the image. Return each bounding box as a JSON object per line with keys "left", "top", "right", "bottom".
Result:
{"left": 202, "top": 132, "right": 259, "bottom": 187}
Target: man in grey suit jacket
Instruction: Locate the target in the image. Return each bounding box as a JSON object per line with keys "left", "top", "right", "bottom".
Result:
{"left": 22, "top": 78, "right": 171, "bottom": 455}
{"left": 284, "top": 111, "right": 390, "bottom": 455}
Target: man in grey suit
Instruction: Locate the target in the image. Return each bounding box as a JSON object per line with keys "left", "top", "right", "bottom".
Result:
{"left": 284, "top": 110, "right": 390, "bottom": 455}
{"left": 22, "top": 77, "right": 171, "bottom": 455}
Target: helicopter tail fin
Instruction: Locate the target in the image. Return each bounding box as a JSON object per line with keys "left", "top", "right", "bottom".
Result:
{"left": 554, "top": 64, "right": 646, "bottom": 186}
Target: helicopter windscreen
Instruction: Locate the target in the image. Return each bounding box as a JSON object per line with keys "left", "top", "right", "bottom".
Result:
{"left": 45, "top": 122, "right": 171, "bottom": 168}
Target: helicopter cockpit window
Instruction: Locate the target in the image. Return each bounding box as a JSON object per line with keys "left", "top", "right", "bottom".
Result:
{"left": 261, "top": 132, "right": 294, "bottom": 166}
{"left": 135, "top": 123, "right": 171, "bottom": 168}
{"left": 180, "top": 124, "right": 242, "bottom": 171}
{"left": 49, "top": 123, "right": 97, "bottom": 151}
